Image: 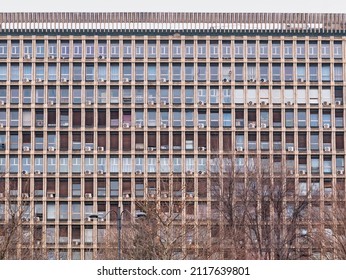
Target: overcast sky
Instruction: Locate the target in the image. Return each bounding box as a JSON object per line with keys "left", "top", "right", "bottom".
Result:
{"left": 1, "top": 0, "right": 345, "bottom": 13}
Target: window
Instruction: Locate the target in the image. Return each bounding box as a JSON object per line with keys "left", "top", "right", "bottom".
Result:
{"left": 185, "top": 63, "right": 194, "bottom": 81}
{"left": 272, "top": 64, "right": 281, "bottom": 81}
{"left": 310, "top": 110, "right": 319, "bottom": 127}
{"left": 60, "top": 64, "right": 69, "bottom": 80}
{"left": 172, "top": 63, "right": 181, "bottom": 81}
{"left": 73, "top": 64, "right": 82, "bottom": 81}
{"left": 172, "top": 42, "right": 181, "bottom": 58}
{"left": 148, "top": 41, "right": 156, "bottom": 58}
{"left": 297, "top": 64, "right": 306, "bottom": 81}
{"left": 135, "top": 41, "right": 144, "bottom": 58}
{"left": 98, "top": 41, "right": 107, "bottom": 58}
{"left": 160, "top": 41, "right": 169, "bottom": 58}
{"left": 61, "top": 41, "right": 69, "bottom": 58}
{"left": 284, "top": 41, "right": 293, "bottom": 58}
{"left": 73, "top": 41, "right": 82, "bottom": 58}
{"left": 110, "top": 64, "right": 119, "bottom": 81}
{"left": 321, "top": 42, "right": 330, "bottom": 58}
{"left": 260, "top": 42, "right": 268, "bottom": 58}
{"left": 334, "top": 42, "right": 342, "bottom": 59}
{"left": 148, "top": 64, "right": 156, "bottom": 81}
{"left": 210, "top": 87, "right": 219, "bottom": 104}
{"left": 334, "top": 64, "right": 343, "bottom": 81}
{"left": 135, "top": 64, "right": 144, "bottom": 81}
{"left": 284, "top": 64, "right": 293, "bottom": 81}
{"left": 11, "top": 41, "right": 19, "bottom": 58}
{"left": 285, "top": 110, "right": 294, "bottom": 127}
{"left": 210, "top": 64, "right": 218, "bottom": 81}
{"left": 309, "top": 42, "right": 318, "bottom": 58}
{"left": 235, "top": 42, "right": 243, "bottom": 58}
{"left": 247, "top": 42, "right": 256, "bottom": 58}
{"left": 310, "top": 64, "right": 318, "bottom": 81}
{"left": 10, "top": 64, "right": 19, "bottom": 81}
{"left": 110, "top": 41, "right": 119, "bottom": 58}
{"left": 0, "top": 42, "right": 7, "bottom": 58}
{"left": 322, "top": 64, "right": 330, "bottom": 81}
{"left": 86, "top": 42, "right": 94, "bottom": 58}
{"left": 296, "top": 42, "right": 305, "bottom": 58}
{"left": 85, "top": 64, "right": 94, "bottom": 81}
{"left": 0, "top": 64, "right": 6, "bottom": 81}
{"left": 272, "top": 41, "right": 280, "bottom": 58}
{"left": 222, "top": 87, "right": 231, "bottom": 104}
{"left": 48, "top": 64, "right": 56, "bottom": 81}
{"left": 197, "top": 64, "right": 206, "bottom": 81}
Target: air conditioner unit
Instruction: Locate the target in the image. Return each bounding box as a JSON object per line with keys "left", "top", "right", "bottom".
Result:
{"left": 123, "top": 123, "right": 130, "bottom": 128}
{"left": 161, "top": 192, "right": 169, "bottom": 198}
{"left": 149, "top": 193, "right": 156, "bottom": 198}
{"left": 36, "top": 78, "right": 43, "bottom": 82}
{"left": 135, "top": 170, "right": 143, "bottom": 175}
{"left": 198, "top": 100, "right": 205, "bottom": 106}
{"left": 223, "top": 78, "right": 230, "bottom": 82}
{"left": 236, "top": 146, "right": 243, "bottom": 152}
{"left": 85, "top": 193, "right": 92, "bottom": 198}
{"left": 0, "top": 123, "right": 4, "bottom": 128}
{"left": 186, "top": 192, "right": 194, "bottom": 198}
{"left": 148, "top": 100, "right": 155, "bottom": 106}
{"left": 160, "top": 123, "right": 167, "bottom": 128}
{"left": 24, "top": 54, "right": 31, "bottom": 59}
{"left": 148, "top": 147, "right": 156, "bottom": 152}
{"left": 22, "top": 78, "right": 30, "bottom": 83}
{"left": 198, "top": 123, "right": 205, "bottom": 129}
{"left": 324, "top": 146, "right": 331, "bottom": 152}
{"left": 99, "top": 218, "right": 105, "bottom": 222}
{"left": 198, "top": 146, "right": 206, "bottom": 151}
{"left": 248, "top": 78, "right": 256, "bottom": 83}
{"left": 97, "top": 146, "right": 104, "bottom": 152}
{"left": 323, "top": 101, "right": 330, "bottom": 106}
{"left": 98, "top": 55, "right": 106, "bottom": 59}
{"left": 160, "top": 100, "right": 167, "bottom": 106}
{"left": 136, "top": 123, "right": 142, "bottom": 128}
{"left": 261, "top": 78, "right": 268, "bottom": 83}
{"left": 47, "top": 192, "right": 55, "bottom": 198}
{"left": 34, "top": 170, "right": 41, "bottom": 175}
{"left": 36, "top": 120, "right": 44, "bottom": 127}
{"left": 49, "top": 55, "right": 56, "bottom": 59}
{"left": 86, "top": 100, "right": 92, "bottom": 106}
{"left": 288, "top": 170, "right": 294, "bottom": 175}
{"left": 123, "top": 193, "right": 130, "bottom": 199}
{"left": 97, "top": 170, "right": 104, "bottom": 175}
{"left": 22, "top": 193, "right": 29, "bottom": 198}
{"left": 22, "top": 170, "right": 29, "bottom": 175}
{"left": 73, "top": 241, "right": 80, "bottom": 246}
{"left": 286, "top": 101, "right": 293, "bottom": 106}
{"left": 323, "top": 123, "right": 330, "bottom": 129}
{"left": 261, "top": 101, "right": 268, "bottom": 106}
{"left": 198, "top": 170, "right": 207, "bottom": 175}
{"left": 85, "top": 170, "right": 92, "bottom": 175}
{"left": 48, "top": 146, "right": 55, "bottom": 152}
{"left": 186, "top": 170, "right": 194, "bottom": 175}
{"left": 85, "top": 146, "right": 92, "bottom": 152}
{"left": 299, "top": 170, "right": 306, "bottom": 175}
{"left": 0, "top": 100, "right": 5, "bottom": 106}
{"left": 98, "top": 78, "right": 105, "bottom": 82}
{"left": 248, "top": 101, "right": 254, "bottom": 106}
{"left": 123, "top": 78, "right": 130, "bottom": 83}
{"left": 23, "top": 146, "right": 30, "bottom": 152}
{"left": 61, "top": 78, "right": 68, "bottom": 83}
{"left": 337, "top": 169, "right": 344, "bottom": 175}
{"left": 49, "top": 100, "right": 55, "bottom": 106}
{"left": 260, "top": 123, "right": 267, "bottom": 128}
{"left": 287, "top": 146, "right": 294, "bottom": 152}
{"left": 249, "top": 122, "right": 256, "bottom": 128}
{"left": 161, "top": 78, "right": 167, "bottom": 83}
{"left": 336, "top": 100, "right": 342, "bottom": 105}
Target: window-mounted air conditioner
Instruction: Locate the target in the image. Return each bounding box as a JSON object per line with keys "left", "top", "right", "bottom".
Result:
{"left": 336, "top": 101, "right": 342, "bottom": 105}
{"left": 48, "top": 146, "right": 55, "bottom": 152}
{"left": 49, "top": 55, "right": 56, "bottom": 59}
{"left": 337, "top": 169, "right": 344, "bottom": 175}
{"left": 260, "top": 101, "right": 268, "bottom": 106}
{"left": 85, "top": 193, "right": 92, "bottom": 198}
{"left": 286, "top": 101, "right": 293, "bottom": 106}
{"left": 85, "top": 146, "right": 92, "bottom": 152}
{"left": 198, "top": 100, "right": 205, "bottom": 106}
{"left": 186, "top": 192, "right": 194, "bottom": 198}
{"left": 22, "top": 170, "right": 29, "bottom": 175}
{"left": 148, "top": 100, "right": 156, "bottom": 106}
{"left": 248, "top": 78, "right": 256, "bottom": 83}
{"left": 86, "top": 100, "right": 92, "bottom": 106}
{"left": 161, "top": 78, "right": 168, "bottom": 83}
{"left": 323, "top": 101, "right": 330, "bottom": 106}
{"left": 123, "top": 123, "right": 130, "bottom": 128}
{"left": 160, "top": 100, "right": 167, "bottom": 106}
{"left": 36, "top": 78, "right": 43, "bottom": 83}
{"left": 98, "top": 78, "right": 105, "bottom": 83}
{"left": 148, "top": 147, "right": 156, "bottom": 152}
{"left": 98, "top": 55, "right": 106, "bottom": 60}
{"left": 47, "top": 192, "right": 55, "bottom": 198}
{"left": 198, "top": 170, "right": 207, "bottom": 175}
{"left": 123, "top": 78, "right": 130, "bottom": 83}
{"left": 49, "top": 100, "right": 55, "bottom": 106}
{"left": 186, "top": 170, "right": 194, "bottom": 175}
{"left": 260, "top": 123, "right": 267, "bottom": 128}
{"left": 287, "top": 146, "right": 294, "bottom": 152}
{"left": 297, "top": 78, "right": 305, "bottom": 83}
{"left": 324, "top": 146, "right": 331, "bottom": 152}
{"left": 198, "top": 146, "right": 206, "bottom": 151}
{"left": 0, "top": 100, "right": 5, "bottom": 106}
{"left": 34, "top": 170, "right": 41, "bottom": 175}
{"left": 60, "top": 78, "right": 68, "bottom": 83}
{"left": 198, "top": 123, "right": 205, "bottom": 129}
{"left": 249, "top": 122, "right": 256, "bottom": 128}
{"left": 85, "top": 170, "right": 92, "bottom": 175}
{"left": 97, "top": 170, "right": 104, "bottom": 175}
{"left": 161, "top": 192, "right": 169, "bottom": 198}
{"left": 23, "top": 146, "right": 30, "bottom": 152}
{"left": 123, "top": 193, "right": 131, "bottom": 199}
{"left": 97, "top": 146, "right": 104, "bottom": 152}
{"left": 248, "top": 101, "right": 254, "bottom": 106}
{"left": 288, "top": 170, "right": 294, "bottom": 175}
{"left": 22, "top": 78, "right": 31, "bottom": 83}
{"left": 135, "top": 170, "right": 143, "bottom": 175}
{"left": 22, "top": 193, "right": 29, "bottom": 198}
{"left": 236, "top": 146, "right": 243, "bottom": 152}
{"left": 323, "top": 123, "right": 330, "bottom": 129}
{"left": 160, "top": 123, "right": 167, "bottom": 128}
{"left": 36, "top": 120, "right": 44, "bottom": 127}
{"left": 260, "top": 78, "right": 268, "bottom": 83}
{"left": 24, "top": 54, "right": 31, "bottom": 59}
{"left": 299, "top": 170, "right": 306, "bottom": 175}
{"left": 223, "top": 78, "right": 230, "bottom": 82}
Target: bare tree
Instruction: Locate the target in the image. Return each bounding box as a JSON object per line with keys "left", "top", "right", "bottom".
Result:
{"left": 0, "top": 178, "right": 45, "bottom": 260}
{"left": 211, "top": 156, "right": 311, "bottom": 260}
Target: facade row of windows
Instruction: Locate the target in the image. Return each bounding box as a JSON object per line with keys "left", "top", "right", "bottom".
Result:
{"left": 0, "top": 154, "right": 345, "bottom": 175}
{"left": 0, "top": 62, "right": 344, "bottom": 82}
{"left": 0, "top": 86, "right": 344, "bottom": 105}
{"left": 0, "top": 107, "right": 345, "bottom": 128}
{"left": 0, "top": 39, "right": 343, "bottom": 60}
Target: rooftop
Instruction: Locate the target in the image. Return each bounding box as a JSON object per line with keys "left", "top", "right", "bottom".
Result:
{"left": 0, "top": 12, "right": 346, "bottom": 33}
